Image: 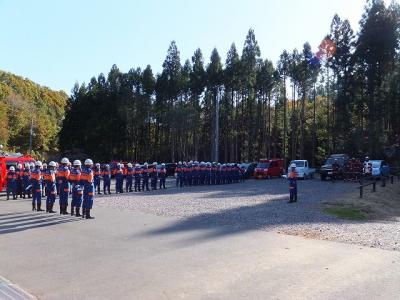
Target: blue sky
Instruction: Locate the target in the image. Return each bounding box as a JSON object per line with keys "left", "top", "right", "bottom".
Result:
{"left": 0, "top": 0, "right": 385, "bottom": 93}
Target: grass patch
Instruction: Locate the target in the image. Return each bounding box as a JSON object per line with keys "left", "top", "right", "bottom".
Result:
{"left": 323, "top": 207, "right": 367, "bottom": 220}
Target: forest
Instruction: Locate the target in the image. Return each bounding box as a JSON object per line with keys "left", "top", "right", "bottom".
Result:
{"left": 0, "top": 70, "right": 67, "bottom": 157}
{"left": 34, "top": 1, "right": 400, "bottom": 164}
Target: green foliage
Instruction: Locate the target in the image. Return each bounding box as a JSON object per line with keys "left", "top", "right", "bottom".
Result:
{"left": 0, "top": 70, "right": 67, "bottom": 155}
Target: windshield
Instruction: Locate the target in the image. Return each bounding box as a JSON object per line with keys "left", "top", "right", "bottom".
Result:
{"left": 325, "top": 158, "right": 343, "bottom": 165}
{"left": 257, "top": 163, "right": 269, "bottom": 168}
{"left": 291, "top": 161, "right": 305, "bottom": 167}
{"left": 5, "top": 161, "right": 18, "bottom": 168}
{"left": 371, "top": 161, "right": 381, "bottom": 168}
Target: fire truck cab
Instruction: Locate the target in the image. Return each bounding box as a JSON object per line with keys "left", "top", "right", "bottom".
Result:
{"left": 0, "top": 153, "right": 35, "bottom": 191}
{"left": 254, "top": 158, "right": 284, "bottom": 179}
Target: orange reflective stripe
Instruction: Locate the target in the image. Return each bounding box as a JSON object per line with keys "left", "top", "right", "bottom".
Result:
{"left": 88, "top": 192, "right": 94, "bottom": 196}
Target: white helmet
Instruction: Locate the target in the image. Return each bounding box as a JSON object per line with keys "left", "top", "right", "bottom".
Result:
{"left": 84, "top": 159, "right": 93, "bottom": 165}
{"left": 144, "top": 162, "right": 148, "bottom": 166}
{"left": 61, "top": 157, "right": 69, "bottom": 164}
{"left": 73, "top": 160, "right": 82, "bottom": 166}
{"left": 49, "top": 161, "right": 57, "bottom": 167}
{"left": 127, "top": 163, "right": 132, "bottom": 168}
{"left": 290, "top": 163, "right": 296, "bottom": 168}
{"left": 9, "top": 166, "right": 15, "bottom": 171}
{"left": 135, "top": 163, "right": 140, "bottom": 167}
{"left": 17, "top": 163, "right": 22, "bottom": 169}
{"left": 35, "top": 161, "right": 42, "bottom": 167}
{"left": 120, "top": 164, "right": 124, "bottom": 168}
{"left": 42, "top": 163, "right": 47, "bottom": 168}
{"left": 153, "top": 162, "right": 157, "bottom": 165}
{"left": 24, "top": 163, "right": 30, "bottom": 168}
{"left": 95, "top": 163, "right": 100, "bottom": 167}
{"left": 178, "top": 161, "right": 182, "bottom": 165}
{"left": 162, "top": 163, "right": 165, "bottom": 166}
{"left": 30, "top": 162, "right": 35, "bottom": 167}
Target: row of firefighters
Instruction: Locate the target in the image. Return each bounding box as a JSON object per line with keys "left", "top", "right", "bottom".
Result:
{"left": 4, "top": 160, "right": 246, "bottom": 212}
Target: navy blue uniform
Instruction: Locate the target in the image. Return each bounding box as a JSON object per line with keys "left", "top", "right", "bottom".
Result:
{"left": 159, "top": 166, "right": 166, "bottom": 189}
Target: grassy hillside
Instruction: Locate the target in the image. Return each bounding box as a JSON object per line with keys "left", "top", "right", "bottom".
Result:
{"left": 0, "top": 70, "right": 67, "bottom": 157}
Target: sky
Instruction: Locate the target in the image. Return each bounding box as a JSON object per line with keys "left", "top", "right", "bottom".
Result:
{"left": 0, "top": 0, "right": 391, "bottom": 94}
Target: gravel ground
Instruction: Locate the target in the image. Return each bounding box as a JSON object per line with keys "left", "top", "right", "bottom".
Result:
{"left": 95, "top": 178, "right": 400, "bottom": 251}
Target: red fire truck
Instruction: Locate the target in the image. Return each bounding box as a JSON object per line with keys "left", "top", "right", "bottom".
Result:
{"left": 0, "top": 153, "right": 36, "bottom": 191}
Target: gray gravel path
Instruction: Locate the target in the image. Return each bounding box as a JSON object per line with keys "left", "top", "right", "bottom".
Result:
{"left": 95, "top": 178, "right": 400, "bottom": 251}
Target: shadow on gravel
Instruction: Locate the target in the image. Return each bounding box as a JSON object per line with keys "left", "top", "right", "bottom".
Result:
{"left": 142, "top": 180, "right": 396, "bottom": 244}
{"left": 0, "top": 212, "right": 81, "bottom": 235}
{"left": 142, "top": 199, "right": 348, "bottom": 243}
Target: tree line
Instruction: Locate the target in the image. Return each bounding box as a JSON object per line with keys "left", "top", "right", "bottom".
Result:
{"left": 0, "top": 70, "right": 67, "bottom": 157}
{"left": 60, "top": 0, "right": 400, "bottom": 165}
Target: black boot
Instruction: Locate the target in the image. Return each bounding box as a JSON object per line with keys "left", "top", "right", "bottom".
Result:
{"left": 46, "top": 204, "right": 49, "bottom": 213}
{"left": 63, "top": 206, "right": 68, "bottom": 215}
{"left": 32, "top": 203, "right": 36, "bottom": 211}
{"left": 75, "top": 207, "right": 81, "bottom": 217}
{"left": 49, "top": 203, "right": 56, "bottom": 213}
{"left": 82, "top": 208, "right": 86, "bottom": 218}
{"left": 85, "top": 209, "right": 94, "bottom": 219}
{"left": 37, "top": 203, "right": 44, "bottom": 211}
{"left": 71, "top": 206, "right": 74, "bottom": 216}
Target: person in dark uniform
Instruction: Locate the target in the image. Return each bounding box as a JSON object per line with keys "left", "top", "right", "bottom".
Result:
{"left": 125, "top": 163, "right": 134, "bottom": 192}
{"left": 150, "top": 162, "right": 158, "bottom": 190}
{"left": 81, "top": 159, "right": 95, "bottom": 219}
{"left": 102, "top": 164, "right": 111, "bottom": 194}
{"left": 141, "top": 163, "right": 150, "bottom": 191}
{"left": 93, "top": 163, "right": 102, "bottom": 195}
{"left": 115, "top": 163, "right": 124, "bottom": 193}
{"left": 69, "top": 160, "right": 83, "bottom": 217}
{"left": 16, "top": 163, "right": 23, "bottom": 198}
{"left": 58, "top": 157, "right": 70, "bottom": 215}
{"left": 134, "top": 164, "right": 142, "bottom": 192}
{"left": 44, "top": 161, "right": 57, "bottom": 213}
{"left": 159, "top": 163, "right": 167, "bottom": 189}
{"left": 288, "top": 163, "right": 298, "bottom": 203}
{"left": 6, "top": 166, "right": 17, "bottom": 200}
{"left": 31, "top": 161, "right": 44, "bottom": 211}
{"left": 331, "top": 159, "right": 340, "bottom": 182}
{"left": 175, "top": 162, "right": 183, "bottom": 188}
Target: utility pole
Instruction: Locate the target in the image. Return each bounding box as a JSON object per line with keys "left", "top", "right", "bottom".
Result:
{"left": 312, "top": 83, "right": 316, "bottom": 167}
{"left": 214, "top": 87, "right": 220, "bottom": 162}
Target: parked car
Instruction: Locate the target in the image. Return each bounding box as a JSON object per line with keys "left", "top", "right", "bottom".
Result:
{"left": 320, "top": 154, "right": 349, "bottom": 181}
{"left": 239, "top": 162, "right": 257, "bottom": 179}
{"left": 287, "top": 160, "right": 316, "bottom": 179}
{"left": 370, "top": 160, "right": 390, "bottom": 178}
{"left": 254, "top": 159, "right": 284, "bottom": 179}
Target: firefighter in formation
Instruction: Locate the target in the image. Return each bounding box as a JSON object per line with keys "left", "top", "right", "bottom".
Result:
{"left": 175, "top": 161, "right": 245, "bottom": 188}
{"left": 5, "top": 157, "right": 96, "bottom": 219}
